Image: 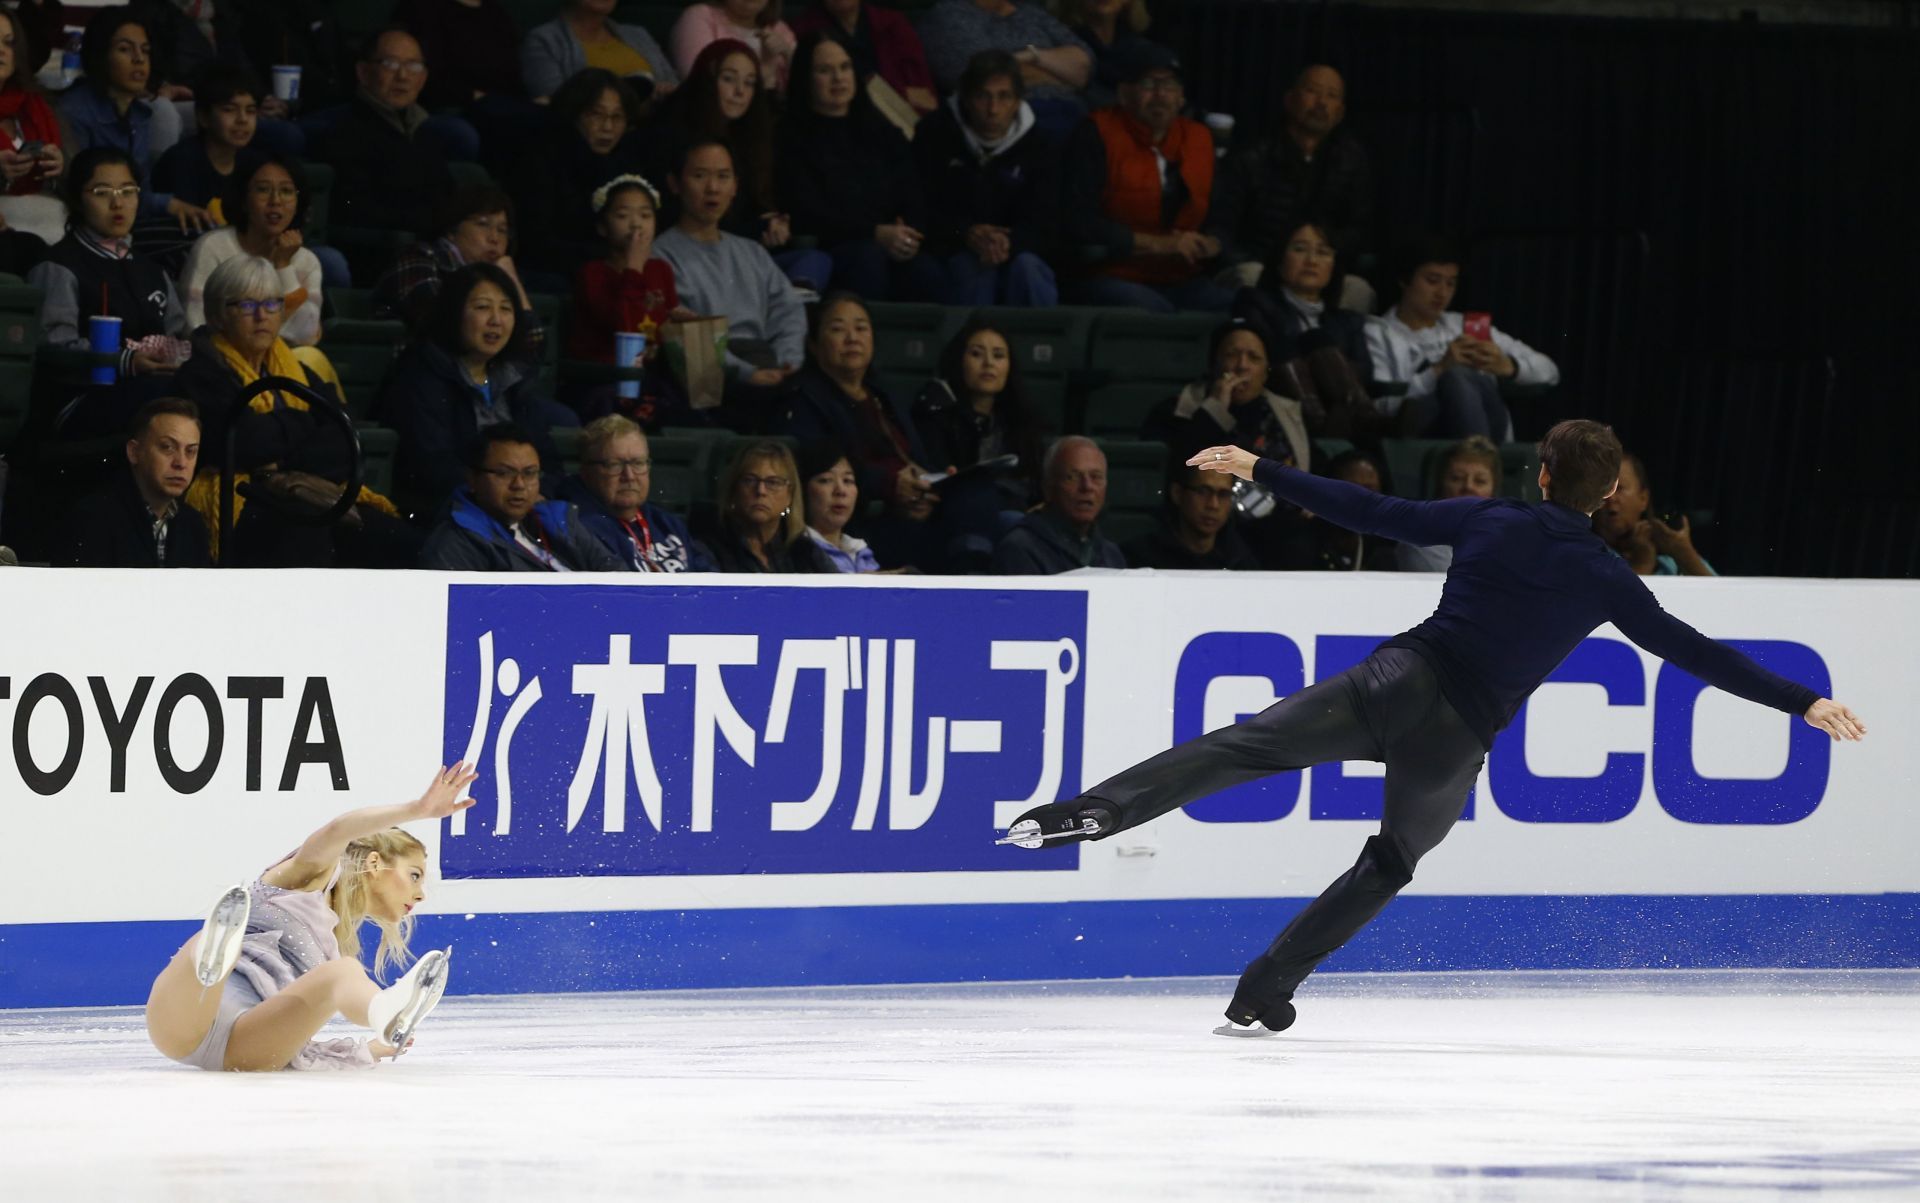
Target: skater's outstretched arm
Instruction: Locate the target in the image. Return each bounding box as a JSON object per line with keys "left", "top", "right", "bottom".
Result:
{"left": 1190, "top": 446, "right": 1481, "bottom": 547}
{"left": 264, "top": 764, "right": 480, "bottom": 891}
{"left": 1602, "top": 565, "right": 1866, "bottom": 740}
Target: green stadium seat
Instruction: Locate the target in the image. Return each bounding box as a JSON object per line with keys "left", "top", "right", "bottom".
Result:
{"left": 645, "top": 434, "right": 712, "bottom": 512}
{"left": 302, "top": 163, "right": 334, "bottom": 245}
{"left": 1311, "top": 437, "right": 1356, "bottom": 469}
{"left": 1379, "top": 438, "right": 1454, "bottom": 498}
{"left": 1023, "top": 378, "right": 1069, "bottom": 438}
{"left": 1101, "top": 509, "right": 1158, "bottom": 551}
{"left": 322, "top": 319, "right": 408, "bottom": 417}
{"left": 1098, "top": 439, "right": 1169, "bottom": 518}
{"left": 974, "top": 305, "right": 1097, "bottom": 383}
{"left": 355, "top": 424, "right": 398, "bottom": 499}
{"left": 1087, "top": 311, "right": 1216, "bottom": 386}
{"left": 328, "top": 287, "right": 376, "bottom": 321}
{"left": 1500, "top": 441, "right": 1543, "bottom": 502}
{"left": 867, "top": 302, "right": 963, "bottom": 384}
{"left": 549, "top": 425, "right": 584, "bottom": 477}
{"left": 0, "top": 358, "right": 33, "bottom": 451}
{"left": 1083, "top": 381, "right": 1172, "bottom": 440}
{"left": 0, "top": 284, "right": 41, "bottom": 360}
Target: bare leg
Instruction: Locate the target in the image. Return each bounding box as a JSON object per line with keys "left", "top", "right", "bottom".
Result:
{"left": 145, "top": 935, "right": 231, "bottom": 1062}
{"left": 221, "top": 959, "right": 380, "bottom": 1072}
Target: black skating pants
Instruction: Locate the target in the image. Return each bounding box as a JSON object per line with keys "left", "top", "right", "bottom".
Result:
{"left": 1085, "top": 647, "right": 1486, "bottom": 1001}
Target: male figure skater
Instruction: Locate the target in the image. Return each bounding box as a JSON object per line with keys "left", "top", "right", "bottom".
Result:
{"left": 1005, "top": 421, "right": 1866, "bottom": 1033}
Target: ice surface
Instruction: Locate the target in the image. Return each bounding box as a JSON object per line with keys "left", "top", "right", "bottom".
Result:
{"left": 2, "top": 970, "right": 1916, "bottom": 1201}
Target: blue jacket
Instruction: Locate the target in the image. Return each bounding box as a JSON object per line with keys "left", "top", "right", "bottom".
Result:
{"left": 418, "top": 488, "right": 626, "bottom": 572}
{"left": 57, "top": 84, "right": 172, "bottom": 218}
{"left": 557, "top": 475, "right": 714, "bottom": 573}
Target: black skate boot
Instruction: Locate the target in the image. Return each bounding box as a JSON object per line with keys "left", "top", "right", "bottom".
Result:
{"left": 1214, "top": 954, "right": 1298, "bottom": 1037}
{"left": 996, "top": 798, "right": 1120, "bottom": 848}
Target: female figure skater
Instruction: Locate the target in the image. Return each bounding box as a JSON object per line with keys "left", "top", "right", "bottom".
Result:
{"left": 1004, "top": 421, "right": 1867, "bottom": 1034}
{"left": 145, "top": 763, "right": 479, "bottom": 1071}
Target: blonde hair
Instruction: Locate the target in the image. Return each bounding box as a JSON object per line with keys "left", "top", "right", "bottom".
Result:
{"left": 720, "top": 440, "right": 806, "bottom": 545}
{"left": 329, "top": 828, "right": 427, "bottom": 982}
{"left": 580, "top": 413, "right": 646, "bottom": 462}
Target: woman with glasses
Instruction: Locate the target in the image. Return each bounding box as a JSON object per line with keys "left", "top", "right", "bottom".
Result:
{"left": 702, "top": 440, "right": 832, "bottom": 573}
{"left": 178, "top": 154, "right": 324, "bottom": 347}
{"left": 377, "top": 263, "right": 576, "bottom": 522}
{"left": 172, "top": 254, "right": 415, "bottom": 567}
{"left": 558, "top": 414, "right": 714, "bottom": 572}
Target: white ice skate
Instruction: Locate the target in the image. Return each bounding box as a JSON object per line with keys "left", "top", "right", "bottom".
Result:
{"left": 367, "top": 947, "right": 453, "bottom": 1048}
{"left": 194, "top": 884, "right": 251, "bottom": 987}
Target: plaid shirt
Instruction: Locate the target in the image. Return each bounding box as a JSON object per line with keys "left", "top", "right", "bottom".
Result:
{"left": 371, "top": 238, "right": 546, "bottom": 361}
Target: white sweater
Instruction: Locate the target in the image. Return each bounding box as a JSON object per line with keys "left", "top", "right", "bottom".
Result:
{"left": 1364, "top": 308, "right": 1558, "bottom": 412}
{"left": 179, "top": 227, "right": 324, "bottom": 347}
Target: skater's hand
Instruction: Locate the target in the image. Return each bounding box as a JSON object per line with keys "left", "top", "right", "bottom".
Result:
{"left": 1803, "top": 698, "right": 1866, "bottom": 742}
{"left": 414, "top": 763, "right": 479, "bottom": 820}
{"left": 1187, "top": 444, "right": 1258, "bottom": 481}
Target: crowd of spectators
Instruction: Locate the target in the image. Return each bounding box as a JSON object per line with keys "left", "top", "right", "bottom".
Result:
{"left": 0, "top": 0, "right": 1693, "bottom": 581}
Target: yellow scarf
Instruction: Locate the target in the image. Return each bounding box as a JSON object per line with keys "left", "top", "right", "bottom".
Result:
{"left": 186, "top": 334, "right": 397, "bottom": 561}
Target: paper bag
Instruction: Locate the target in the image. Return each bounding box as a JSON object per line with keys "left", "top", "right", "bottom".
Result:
{"left": 662, "top": 316, "right": 730, "bottom": 411}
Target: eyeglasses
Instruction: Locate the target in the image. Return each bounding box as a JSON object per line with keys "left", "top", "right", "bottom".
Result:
{"left": 86, "top": 185, "right": 142, "bottom": 201}
{"left": 250, "top": 184, "right": 299, "bottom": 201}
{"left": 740, "top": 474, "right": 790, "bottom": 493}
{"left": 375, "top": 57, "right": 427, "bottom": 76}
{"left": 224, "top": 298, "right": 286, "bottom": 317}
{"left": 478, "top": 466, "right": 541, "bottom": 483}
{"left": 587, "top": 458, "right": 651, "bottom": 475}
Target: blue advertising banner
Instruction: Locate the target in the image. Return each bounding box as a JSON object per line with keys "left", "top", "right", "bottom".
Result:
{"left": 440, "top": 585, "right": 1088, "bottom": 878}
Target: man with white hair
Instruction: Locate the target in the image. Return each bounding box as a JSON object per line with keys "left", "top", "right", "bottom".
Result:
{"left": 991, "top": 435, "right": 1125, "bottom": 573}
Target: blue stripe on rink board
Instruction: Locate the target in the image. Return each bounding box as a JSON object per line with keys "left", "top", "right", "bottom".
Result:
{"left": 3, "top": 894, "right": 1917, "bottom": 1010}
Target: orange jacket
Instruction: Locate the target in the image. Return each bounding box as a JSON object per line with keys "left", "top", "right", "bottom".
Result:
{"left": 1090, "top": 106, "right": 1214, "bottom": 285}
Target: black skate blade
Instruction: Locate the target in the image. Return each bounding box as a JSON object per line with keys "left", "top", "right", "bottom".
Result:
{"left": 994, "top": 817, "right": 1102, "bottom": 848}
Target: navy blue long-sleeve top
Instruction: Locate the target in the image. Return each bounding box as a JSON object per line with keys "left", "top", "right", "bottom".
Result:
{"left": 1251, "top": 458, "right": 1822, "bottom": 748}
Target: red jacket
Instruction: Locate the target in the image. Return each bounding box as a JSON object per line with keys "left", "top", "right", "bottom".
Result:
{"left": 567, "top": 258, "right": 680, "bottom": 363}
{"left": 0, "top": 87, "right": 62, "bottom": 197}
{"left": 1090, "top": 106, "right": 1214, "bottom": 285}
{"left": 789, "top": 3, "right": 934, "bottom": 104}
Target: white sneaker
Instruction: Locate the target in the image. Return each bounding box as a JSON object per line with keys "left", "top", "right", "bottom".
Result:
{"left": 366, "top": 948, "right": 453, "bottom": 1047}
{"left": 194, "top": 884, "right": 251, "bottom": 987}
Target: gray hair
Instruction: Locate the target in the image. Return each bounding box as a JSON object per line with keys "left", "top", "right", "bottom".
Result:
{"left": 1042, "top": 435, "right": 1104, "bottom": 478}
{"left": 203, "top": 254, "right": 284, "bottom": 325}
{"left": 579, "top": 414, "right": 645, "bottom": 462}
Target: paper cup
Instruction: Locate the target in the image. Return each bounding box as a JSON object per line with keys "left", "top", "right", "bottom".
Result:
{"left": 614, "top": 331, "right": 648, "bottom": 400}
{"left": 271, "top": 65, "right": 302, "bottom": 103}
{"left": 87, "top": 314, "right": 121, "bottom": 385}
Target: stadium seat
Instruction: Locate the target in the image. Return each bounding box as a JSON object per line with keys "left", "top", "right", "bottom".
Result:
{"left": 1099, "top": 440, "right": 1169, "bottom": 519}
{"left": 1087, "top": 311, "right": 1215, "bottom": 388}
{"left": 1083, "top": 381, "right": 1171, "bottom": 440}
{"left": 327, "top": 287, "right": 376, "bottom": 322}
{"left": 0, "top": 283, "right": 41, "bottom": 451}
{"left": 1379, "top": 438, "right": 1454, "bottom": 499}
{"left": 867, "top": 302, "right": 964, "bottom": 386}
{"left": 355, "top": 424, "right": 398, "bottom": 499}
{"left": 302, "top": 163, "right": 334, "bottom": 247}
{"left": 1311, "top": 437, "right": 1356, "bottom": 467}
{"left": 645, "top": 434, "right": 712, "bottom": 512}
{"left": 0, "top": 358, "right": 33, "bottom": 452}
{"left": 321, "top": 319, "right": 409, "bottom": 417}
{"left": 549, "top": 425, "right": 583, "bottom": 477}
{"left": 1500, "top": 442, "right": 1543, "bottom": 502}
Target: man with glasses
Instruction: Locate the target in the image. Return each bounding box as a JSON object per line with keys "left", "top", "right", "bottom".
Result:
{"left": 1123, "top": 461, "right": 1260, "bottom": 570}
{"left": 318, "top": 27, "right": 456, "bottom": 256}
{"left": 559, "top": 415, "right": 714, "bottom": 573}
{"left": 1064, "top": 42, "right": 1230, "bottom": 313}
{"left": 420, "top": 422, "right": 625, "bottom": 572}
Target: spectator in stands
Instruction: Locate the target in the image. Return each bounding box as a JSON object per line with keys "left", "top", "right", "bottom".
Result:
{"left": 779, "top": 293, "right": 938, "bottom": 563}
{"left": 701, "top": 439, "right": 833, "bottom": 572}
{"left": 1230, "top": 219, "right": 1377, "bottom": 437}
{"left": 1398, "top": 434, "right": 1500, "bottom": 572}
{"left": 373, "top": 184, "right": 542, "bottom": 366}
{"left": 317, "top": 28, "right": 455, "bottom": 252}
{"left": 1065, "top": 43, "right": 1230, "bottom": 313}
{"left": 1207, "top": 65, "right": 1374, "bottom": 305}
{"left": 54, "top": 397, "right": 211, "bottom": 568}
{"left": 798, "top": 441, "right": 883, "bottom": 572}
{"left": 0, "top": 4, "right": 66, "bottom": 199}
{"left": 420, "top": 421, "right": 624, "bottom": 571}
{"left": 566, "top": 174, "right": 680, "bottom": 364}
{"left": 1123, "top": 462, "right": 1259, "bottom": 570}
{"left": 789, "top": 0, "right": 937, "bottom": 115}
{"left": 913, "top": 317, "right": 1045, "bottom": 513}
{"left": 152, "top": 64, "right": 261, "bottom": 219}
{"left": 912, "top": 49, "right": 1059, "bottom": 307}
{"left": 777, "top": 32, "right": 942, "bottom": 301}
{"left": 1047, "top": 0, "right": 1151, "bottom": 110}
{"left": 179, "top": 153, "right": 323, "bottom": 346}
{"left": 1365, "top": 237, "right": 1559, "bottom": 440}
{"left": 643, "top": 40, "right": 810, "bottom": 281}
{"left": 172, "top": 255, "right": 415, "bottom": 567}
{"left": 655, "top": 139, "right": 808, "bottom": 411}
{"left": 1592, "top": 450, "right": 1716, "bottom": 576}
{"left": 1299, "top": 448, "right": 1399, "bottom": 571}
{"left": 226, "top": 0, "right": 352, "bottom": 116}
{"left": 1142, "top": 319, "right": 1309, "bottom": 471}
{"left": 920, "top": 0, "right": 1091, "bottom": 138}
{"left": 393, "top": 0, "right": 523, "bottom": 113}
{"left": 376, "top": 263, "right": 576, "bottom": 521}
{"left": 512, "top": 69, "right": 648, "bottom": 279}
{"left": 557, "top": 414, "right": 714, "bottom": 572}
{"left": 992, "top": 435, "right": 1124, "bottom": 573}
{"left": 522, "top": 0, "right": 679, "bottom": 103}
{"left": 30, "top": 147, "right": 190, "bottom": 396}
{"left": 672, "top": 0, "right": 797, "bottom": 92}
{"left": 57, "top": 9, "right": 215, "bottom": 237}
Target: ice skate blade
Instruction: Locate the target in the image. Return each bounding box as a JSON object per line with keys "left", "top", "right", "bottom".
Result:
{"left": 195, "top": 885, "right": 251, "bottom": 987}
{"left": 1212, "top": 1022, "right": 1278, "bottom": 1038}
{"left": 381, "top": 948, "right": 452, "bottom": 1048}
{"left": 995, "top": 817, "right": 1102, "bottom": 848}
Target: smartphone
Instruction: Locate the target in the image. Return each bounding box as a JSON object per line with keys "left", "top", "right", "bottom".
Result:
{"left": 16, "top": 140, "right": 44, "bottom": 158}
{"left": 1463, "top": 311, "right": 1493, "bottom": 341}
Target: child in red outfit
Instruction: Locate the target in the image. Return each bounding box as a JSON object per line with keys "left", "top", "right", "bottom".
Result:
{"left": 566, "top": 174, "right": 684, "bottom": 363}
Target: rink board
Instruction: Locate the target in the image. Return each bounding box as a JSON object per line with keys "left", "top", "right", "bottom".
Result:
{"left": 1, "top": 570, "right": 1915, "bottom": 1008}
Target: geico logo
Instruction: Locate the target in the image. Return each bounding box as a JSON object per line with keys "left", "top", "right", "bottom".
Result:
{"left": 0, "top": 674, "right": 348, "bottom": 796}
{"left": 1174, "top": 633, "right": 1833, "bottom": 827}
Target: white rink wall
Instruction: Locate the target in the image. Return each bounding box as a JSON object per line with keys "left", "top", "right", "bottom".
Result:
{"left": 1, "top": 570, "right": 1915, "bottom": 1006}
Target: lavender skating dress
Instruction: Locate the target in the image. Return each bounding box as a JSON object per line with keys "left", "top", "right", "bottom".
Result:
{"left": 172, "top": 858, "right": 377, "bottom": 1072}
